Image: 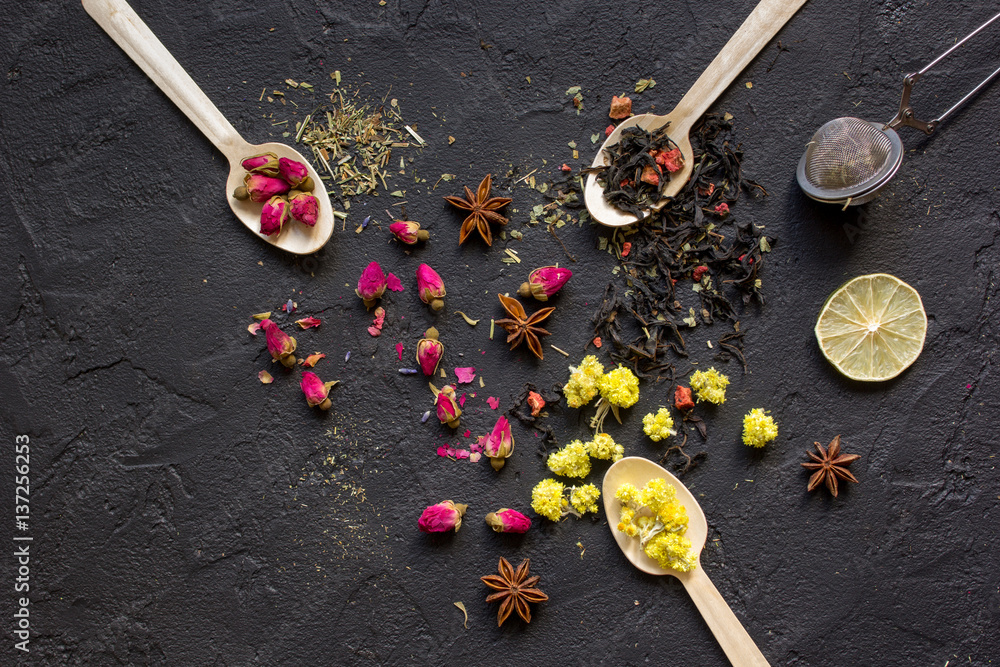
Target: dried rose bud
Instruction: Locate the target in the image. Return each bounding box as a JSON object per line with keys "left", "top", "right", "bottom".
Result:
{"left": 389, "top": 220, "right": 430, "bottom": 245}
{"left": 527, "top": 391, "right": 545, "bottom": 417}
{"left": 416, "top": 327, "right": 444, "bottom": 376}
{"left": 483, "top": 415, "right": 514, "bottom": 471}
{"left": 609, "top": 95, "right": 632, "bottom": 119}
{"left": 241, "top": 152, "right": 280, "bottom": 176}
{"left": 418, "top": 500, "right": 468, "bottom": 533}
{"left": 288, "top": 191, "right": 319, "bottom": 227}
{"left": 300, "top": 371, "right": 337, "bottom": 410}
{"left": 435, "top": 385, "right": 461, "bottom": 428}
{"left": 261, "top": 318, "right": 297, "bottom": 367}
{"left": 233, "top": 186, "right": 250, "bottom": 201}
{"left": 278, "top": 157, "right": 309, "bottom": 188}
{"left": 675, "top": 385, "right": 695, "bottom": 411}
{"left": 485, "top": 508, "right": 531, "bottom": 534}
{"left": 244, "top": 173, "right": 290, "bottom": 203}
{"left": 415, "top": 263, "right": 446, "bottom": 311}
{"left": 518, "top": 266, "right": 573, "bottom": 301}
{"left": 355, "top": 260, "right": 388, "bottom": 308}
{"left": 259, "top": 196, "right": 289, "bottom": 236}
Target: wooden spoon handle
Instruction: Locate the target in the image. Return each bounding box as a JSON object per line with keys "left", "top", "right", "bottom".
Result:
{"left": 673, "top": 0, "right": 808, "bottom": 132}
{"left": 81, "top": 0, "right": 246, "bottom": 155}
{"left": 682, "top": 567, "right": 771, "bottom": 666}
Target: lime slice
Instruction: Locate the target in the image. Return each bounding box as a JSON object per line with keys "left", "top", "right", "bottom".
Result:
{"left": 815, "top": 273, "right": 927, "bottom": 381}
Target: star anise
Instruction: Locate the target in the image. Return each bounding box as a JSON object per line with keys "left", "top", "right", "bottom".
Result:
{"left": 802, "top": 435, "right": 860, "bottom": 497}
{"left": 443, "top": 174, "right": 511, "bottom": 245}
{"left": 495, "top": 294, "right": 555, "bottom": 360}
{"left": 481, "top": 556, "right": 548, "bottom": 626}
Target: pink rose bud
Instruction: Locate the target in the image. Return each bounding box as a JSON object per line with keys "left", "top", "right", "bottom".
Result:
{"left": 416, "top": 327, "right": 444, "bottom": 376}
{"left": 259, "top": 196, "right": 289, "bottom": 236}
{"left": 485, "top": 508, "right": 531, "bottom": 534}
{"left": 356, "top": 261, "right": 388, "bottom": 308}
{"left": 260, "top": 319, "right": 297, "bottom": 367}
{"left": 483, "top": 415, "right": 514, "bottom": 471}
{"left": 241, "top": 152, "right": 280, "bottom": 176}
{"left": 288, "top": 191, "right": 319, "bottom": 227}
{"left": 244, "top": 173, "right": 290, "bottom": 203}
{"left": 518, "top": 266, "right": 573, "bottom": 301}
{"left": 278, "top": 157, "right": 310, "bottom": 188}
{"left": 300, "top": 371, "right": 337, "bottom": 410}
{"left": 418, "top": 500, "right": 468, "bottom": 533}
{"left": 389, "top": 220, "right": 430, "bottom": 245}
{"left": 416, "top": 263, "right": 446, "bottom": 311}
{"left": 435, "top": 385, "right": 461, "bottom": 428}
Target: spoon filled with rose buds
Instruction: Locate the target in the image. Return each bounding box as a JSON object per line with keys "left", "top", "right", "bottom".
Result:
{"left": 82, "top": 0, "right": 333, "bottom": 254}
{"left": 603, "top": 457, "right": 770, "bottom": 666}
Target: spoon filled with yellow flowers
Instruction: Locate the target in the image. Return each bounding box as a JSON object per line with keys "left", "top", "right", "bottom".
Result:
{"left": 603, "top": 457, "right": 770, "bottom": 666}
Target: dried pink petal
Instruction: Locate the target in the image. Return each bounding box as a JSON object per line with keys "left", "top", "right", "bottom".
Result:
{"left": 278, "top": 157, "right": 309, "bottom": 188}
{"left": 454, "top": 367, "right": 476, "bottom": 384}
{"left": 260, "top": 196, "right": 289, "bottom": 236}
{"left": 436, "top": 446, "right": 450, "bottom": 458}
{"left": 301, "top": 353, "right": 326, "bottom": 368}
{"left": 396, "top": 342, "right": 404, "bottom": 361}
{"left": 487, "top": 396, "right": 500, "bottom": 410}
{"left": 248, "top": 322, "right": 262, "bottom": 336}
{"left": 415, "top": 264, "right": 446, "bottom": 311}
{"left": 244, "top": 173, "right": 290, "bottom": 202}
{"left": 454, "top": 449, "right": 470, "bottom": 460}
{"left": 417, "top": 500, "right": 467, "bottom": 533}
{"left": 258, "top": 370, "right": 274, "bottom": 384}
{"left": 367, "top": 307, "right": 386, "bottom": 337}
{"left": 458, "top": 393, "right": 467, "bottom": 407}
{"left": 469, "top": 452, "right": 482, "bottom": 462}
{"left": 386, "top": 272, "right": 404, "bottom": 292}
{"left": 527, "top": 391, "right": 546, "bottom": 417}
{"left": 296, "top": 316, "right": 321, "bottom": 329}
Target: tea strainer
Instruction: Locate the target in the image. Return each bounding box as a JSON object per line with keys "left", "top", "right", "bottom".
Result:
{"left": 797, "top": 10, "right": 1000, "bottom": 207}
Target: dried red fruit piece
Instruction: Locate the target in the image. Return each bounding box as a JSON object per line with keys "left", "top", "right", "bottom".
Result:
{"left": 609, "top": 95, "right": 632, "bottom": 119}
{"left": 675, "top": 385, "right": 695, "bottom": 411}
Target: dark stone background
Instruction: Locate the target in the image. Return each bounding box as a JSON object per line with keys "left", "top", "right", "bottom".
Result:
{"left": 2, "top": 0, "right": 999, "bottom": 664}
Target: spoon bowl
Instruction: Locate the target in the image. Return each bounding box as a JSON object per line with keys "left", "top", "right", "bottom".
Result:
{"left": 584, "top": 0, "right": 807, "bottom": 227}
{"left": 225, "top": 142, "right": 334, "bottom": 255}
{"left": 84, "top": 0, "right": 333, "bottom": 255}
{"left": 603, "top": 457, "right": 770, "bottom": 666}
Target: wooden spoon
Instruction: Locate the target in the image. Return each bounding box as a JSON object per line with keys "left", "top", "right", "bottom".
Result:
{"left": 584, "top": 0, "right": 808, "bottom": 227}
{"left": 603, "top": 457, "right": 770, "bottom": 666}
{"left": 82, "top": 0, "right": 334, "bottom": 255}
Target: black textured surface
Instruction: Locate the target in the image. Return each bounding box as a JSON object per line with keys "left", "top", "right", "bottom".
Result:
{"left": 2, "top": 0, "right": 999, "bottom": 664}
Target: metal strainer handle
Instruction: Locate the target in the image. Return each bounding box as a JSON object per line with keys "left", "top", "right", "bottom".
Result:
{"left": 888, "top": 9, "right": 1000, "bottom": 134}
